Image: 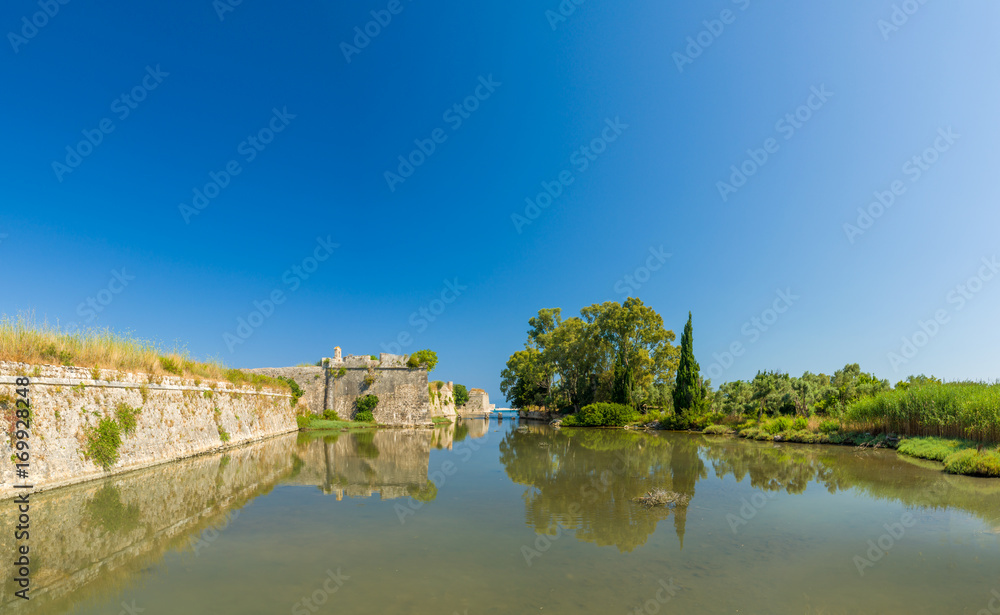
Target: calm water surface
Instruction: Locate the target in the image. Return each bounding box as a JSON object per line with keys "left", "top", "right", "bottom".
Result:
{"left": 3, "top": 420, "right": 1000, "bottom": 614}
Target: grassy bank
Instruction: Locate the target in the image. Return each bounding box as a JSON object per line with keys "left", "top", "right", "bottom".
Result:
{"left": 0, "top": 315, "right": 291, "bottom": 393}
{"left": 843, "top": 382, "right": 1000, "bottom": 442}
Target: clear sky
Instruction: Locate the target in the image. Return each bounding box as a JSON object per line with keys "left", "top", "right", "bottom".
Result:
{"left": 3, "top": 1, "right": 999, "bottom": 402}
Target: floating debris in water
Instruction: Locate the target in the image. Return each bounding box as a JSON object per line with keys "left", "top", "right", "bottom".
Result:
{"left": 633, "top": 488, "right": 690, "bottom": 508}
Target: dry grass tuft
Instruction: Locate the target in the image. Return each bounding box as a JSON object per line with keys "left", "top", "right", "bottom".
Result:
{"left": 633, "top": 488, "right": 690, "bottom": 508}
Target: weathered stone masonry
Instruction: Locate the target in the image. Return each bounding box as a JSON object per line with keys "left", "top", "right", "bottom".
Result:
{"left": 0, "top": 361, "right": 297, "bottom": 500}
{"left": 249, "top": 352, "right": 433, "bottom": 425}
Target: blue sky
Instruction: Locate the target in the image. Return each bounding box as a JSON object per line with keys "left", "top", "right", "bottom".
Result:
{"left": 3, "top": 0, "right": 999, "bottom": 401}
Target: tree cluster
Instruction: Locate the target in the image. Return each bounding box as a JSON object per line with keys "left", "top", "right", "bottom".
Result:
{"left": 500, "top": 298, "right": 679, "bottom": 411}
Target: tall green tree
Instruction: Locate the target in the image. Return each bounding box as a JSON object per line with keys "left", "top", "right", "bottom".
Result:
{"left": 672, "top": 312, "right": 708, "bottom": 423}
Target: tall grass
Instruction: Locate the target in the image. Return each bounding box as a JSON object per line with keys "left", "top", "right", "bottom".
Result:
{"left": 844, "top": 382, "right": 1000, "bottom": 443}
{"left": 0, "top": 314, "right": 290, "bottom": 393}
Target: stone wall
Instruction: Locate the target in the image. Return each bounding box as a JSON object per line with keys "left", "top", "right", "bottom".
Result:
{"left": 250, "top": 354, "right": 432, "bottom": 425}
{"left": 329, "top": 367, "right": 431, "bottom": 425}
{"left": 0, "top": 361, "right": 297, "bottom": 500}
{"left": 245, "top": 365, "right": 326, "bottom": 414}
{"left": 458, "top": 388, "right": 495, "bottom": 416}
{"left": 428, "top": 381, "right": 457, "bottom": 418}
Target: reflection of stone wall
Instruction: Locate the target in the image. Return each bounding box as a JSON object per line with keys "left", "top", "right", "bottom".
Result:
{"left": 463, "top": 418, "right": 490, "bottom": 440}
{"left": 0, "top": 361, "right": 297, "bottom": 500}
{"left": 289, "top": 430, "right": 432, "bottom": 500}
{"left": 0, "top": 433, "right": 297, "bottom": 614}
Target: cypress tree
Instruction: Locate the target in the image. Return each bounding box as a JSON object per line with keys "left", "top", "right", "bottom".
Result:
{"left": 673, "top": 312, "right": 706, "bottom": 424}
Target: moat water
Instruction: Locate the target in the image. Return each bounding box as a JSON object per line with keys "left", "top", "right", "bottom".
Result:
{"left": 3, "top": 420, "right": 1000, "bottom": 614}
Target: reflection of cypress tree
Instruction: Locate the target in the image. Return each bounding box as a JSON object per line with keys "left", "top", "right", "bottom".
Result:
{"left": 667, "top": 435, "right": 706, "bottom": 549}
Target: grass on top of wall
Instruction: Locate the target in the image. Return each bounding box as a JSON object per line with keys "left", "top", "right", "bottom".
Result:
{"left": 0, "top": 314, "right": 291, "bottom": 393}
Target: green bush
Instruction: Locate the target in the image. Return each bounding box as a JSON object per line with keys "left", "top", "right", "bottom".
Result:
{"left": 764, "top": 417, "right": 792, "bottom": 435}
{"left": 278, "top": 377, "right": 304, "bottom": 407}
{"left": 336, "top": 367, "right": 347, "bottom": 378}
{"left": 818, "top": 419, "right": 841, "bottom": 434}
{"left": 792, "top": 416, "right": 808, "bottom": 431}
{"left": 407, "top": 349, "right": 438, "bottom": 372}
{"left": 943, "top": 448, "right": 1000, "bottom": 477}
{"left": 114, "top": 403, "right": 141, "bottom": 436}
{"left": 355, "top": 410, "right": 375, "bottom": 422}
{"left": 296, "top": 415, "right": 312, "bottom": 429}
{"left": 86, "top": 418, "right": 123, "bottom": 470}
{"left": 322, "top": 409, "right": 340, "bottom": 421}
{"left": 453, "top": 383, "right": 469, "bottom": 407}
{"left": 703, "top": 424, "right": 731, "bottom": 435}
{"left": 357, "top": 394, "right": 379, "bottom": 414}
{"left": 217, "top": 425, "right": 231, "bottom": 442}
{"left": 575, "top": 403, "right": 637, "bottom": 427}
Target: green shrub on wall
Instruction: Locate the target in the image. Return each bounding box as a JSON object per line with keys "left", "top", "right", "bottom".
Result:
{"left": 86, "top": 417, "right": 123, "bottom": 470}
{"left": 407, "top": 349, "right": 438, "bottom": 372}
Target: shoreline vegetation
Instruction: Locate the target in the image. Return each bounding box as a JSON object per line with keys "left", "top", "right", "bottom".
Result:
{"left": 502, "top": 301, "right": 1000, "bottom": 478}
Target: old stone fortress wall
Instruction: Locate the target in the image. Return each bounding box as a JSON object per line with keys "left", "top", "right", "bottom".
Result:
{"left": 249, "top": 347, "right": 495, "bottom": 424}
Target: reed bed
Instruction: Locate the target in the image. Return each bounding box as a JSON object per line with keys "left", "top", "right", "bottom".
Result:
{"left": 843, "top": 382, "right": 1000, "bottom": 443}
{"left": 0, "top": 314, "right": 289, "bottom": 393}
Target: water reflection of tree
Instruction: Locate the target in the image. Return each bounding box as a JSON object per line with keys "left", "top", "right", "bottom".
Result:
{"left": 499, "top": 427, "right": 705, "bottom": 552}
